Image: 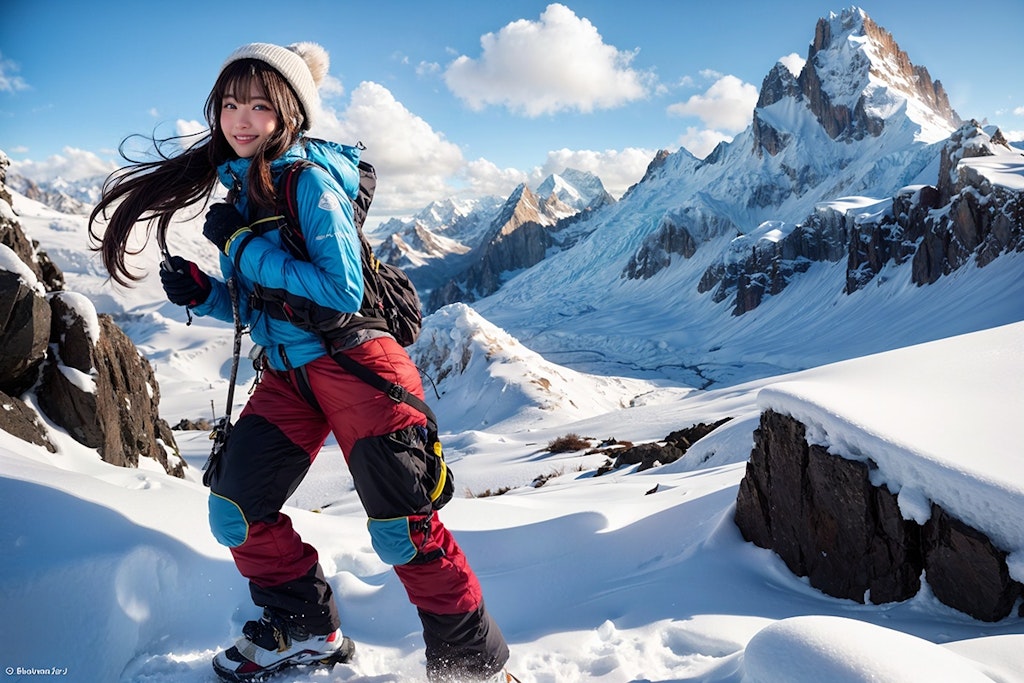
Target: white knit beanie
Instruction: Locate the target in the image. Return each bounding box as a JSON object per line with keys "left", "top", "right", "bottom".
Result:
{"left": 220, "top": 42, "right": 329, "bottom": 130}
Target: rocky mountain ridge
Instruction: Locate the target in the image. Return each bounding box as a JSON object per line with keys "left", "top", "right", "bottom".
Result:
{"left": 373, "top": 168, "right": 612, "bottom": 305}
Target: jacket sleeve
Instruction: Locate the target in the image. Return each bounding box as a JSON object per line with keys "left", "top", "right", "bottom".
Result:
{"left": 224, "top": 165, "right": 364, "bottom": 313}
{"left": 190, "top": 271, "right": 233, "bottom": 322}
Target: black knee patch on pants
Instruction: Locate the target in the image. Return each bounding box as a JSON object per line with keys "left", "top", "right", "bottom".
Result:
{"left": 207, "top": 414, "right": 312, "bottom": 547}
{"left": 349, "top": 426, "right": 453, "bottom": 565}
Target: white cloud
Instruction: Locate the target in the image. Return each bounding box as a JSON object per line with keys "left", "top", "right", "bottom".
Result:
{"left": 416, "top": 61, "right": 441, "bottom": 77}
{"left": 308, "top": 79, "right": 659, "bottom": 218}
{"left": 666, "top": 75, "right": 759, "bottom": 133}
{"left": 779, "top": 53, "right": 806, "bottom": 78}
{"left": 677, "top": 127, "right": 733, "bottom": 160}
{"left": 319, "top": 74, "right": 345, "bottom": 100}
{"left": 175, "top": 119, "right": 209, "bottom": 147}
{"left": 462, "top": 158, "right": 529, "bottom": 199}
{"left": 315, "top": 81, "right": 465, "bottom": 215}
{"left": 1013, "top": 106, "right": 1024, "bottom": 116}
{"left": 0, "top": 52, "right": 29, "bottom": 93}
{"left": 444, "top": 3, "right": 653, "bottom": 117}
{"left": 531, "top": 147, "right": 657, "bottom": 198}
{"left": 10, "top": 147, "right": 118, "bottom": 182}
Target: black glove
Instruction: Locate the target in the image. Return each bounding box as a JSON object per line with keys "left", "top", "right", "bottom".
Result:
{"left": 159, "top": 255, "right": 211, "bottom": 307}
{"left": 202, "top": 203, "right": 248, "bottom": 253}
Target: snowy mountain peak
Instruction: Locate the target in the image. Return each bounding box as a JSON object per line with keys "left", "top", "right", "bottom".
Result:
{"left": 535, "top": 168, "right": 613, "bottom": 213}
{"left": 492, "top": 183, "right": 550, "bottom": 233}
{"left": 755, "top": 7, "right": 959, "bottom": 156}
{"left": 802, "top": 6, "right": 959, "bottom": 143}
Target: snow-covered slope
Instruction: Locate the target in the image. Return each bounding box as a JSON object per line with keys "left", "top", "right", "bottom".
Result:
{"left": 3, "top": 303, "right": 1024, "bottom": 682}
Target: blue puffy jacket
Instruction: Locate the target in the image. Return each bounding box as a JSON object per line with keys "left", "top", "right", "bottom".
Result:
{"left": 192, "top": 138, "right": 365, "bottom": 371}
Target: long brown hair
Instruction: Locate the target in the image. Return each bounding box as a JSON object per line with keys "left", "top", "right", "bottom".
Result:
{"left": 88, "top": 59, "right": 307, "bottom": 286}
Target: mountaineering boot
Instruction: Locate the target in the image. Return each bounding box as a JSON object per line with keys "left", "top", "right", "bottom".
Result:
{"left": 212, "top": 608, "right": 355, "bottom": 682}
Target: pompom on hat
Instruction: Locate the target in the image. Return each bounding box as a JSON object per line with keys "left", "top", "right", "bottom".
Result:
{"left": 220, "top": 41, "right": 329, "bottom": 130}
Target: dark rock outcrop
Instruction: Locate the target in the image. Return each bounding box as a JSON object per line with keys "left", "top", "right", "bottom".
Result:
{"left": 598, "top": 418, "right": 732, "bottom": 474}
{"left": 623, "top": 210, "right": 739, "bottom": 280}
{"left": 0, "top": 270, "right": 51, "bottom": 397}
{"left": 703, "top": 122, "right": 1022, "bottom": 313}
{"left": 36, "top": 295, "right": 184, "bottom": 477}
{"left": 0, "top": 151, "right": 184, "bottom": 477}
{"left": 847, "top": 121, "right": 1024, "bottom": 291}
{"left": 735, "top": 410, "right": 1021, "bottom": 621}
{"left": 0, "top": 389, "right": 56, "bottom": 452}
{"left": 923, "top": 505, "right": 1021, "bottom": 622}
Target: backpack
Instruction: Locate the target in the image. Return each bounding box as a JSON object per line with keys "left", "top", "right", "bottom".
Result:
{"left": 271, "top": 158, "right": 423, "bottom": 347}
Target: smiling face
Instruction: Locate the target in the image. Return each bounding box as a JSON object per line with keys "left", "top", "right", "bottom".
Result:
{"left": 205, "top": 60, "right": 306, "bottom": 166}
{"left": 219, "top": 81, "right": 279, "bottom": 158}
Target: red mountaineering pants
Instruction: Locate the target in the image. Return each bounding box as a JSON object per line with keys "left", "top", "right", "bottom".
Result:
{"left": 206, "top": 336, "right": 508, "bottom": 680}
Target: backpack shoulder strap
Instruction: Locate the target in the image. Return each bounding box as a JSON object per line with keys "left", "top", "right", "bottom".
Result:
{"left": 329, "top": 349, "right": 437, "bottom": 430}
{"left": 351, "top": 160, "right": 376, "bottom": 233}
{"left": 275, "top": 157, "right": 432, "bottom": 425}
{"left": 275, "top": 160, "right": 315, "bottom": 260}
{"left": 279, "top": 158, "right": 376, "bottom": 234}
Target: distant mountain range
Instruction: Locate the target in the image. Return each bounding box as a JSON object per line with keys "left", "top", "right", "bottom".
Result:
{"left": 370, "top": 7, "right": 1020, "bottom": 326}
{"left": 7, "top": 7, "right": 1022, "bottom": 390}
{"left": 424, "top": 7, "right": 1022, "bottom": 384}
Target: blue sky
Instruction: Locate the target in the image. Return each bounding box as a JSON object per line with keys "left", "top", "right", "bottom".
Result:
{"left": 2, "top": 0, "right": 1022, "bottom": 221}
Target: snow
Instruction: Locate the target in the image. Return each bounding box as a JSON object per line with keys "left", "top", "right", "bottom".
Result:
{"left": 961, "top": 154, "right": 1024, "bottom": 191}
{"left": 0, "top": 243, "right": 44, "bottom": 294}
{"left": 3, "top": 181, "right": 1024, "bottom": 682}
{"left": 3, "top": 19, "right": 1024, "bottom": 678}
{"left": 52, "top": 290, "right": 102, "bottom": 344}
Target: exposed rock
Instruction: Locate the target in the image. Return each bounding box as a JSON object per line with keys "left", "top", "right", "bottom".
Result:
{"left": 0, "top": 156, "right": 184, "bottom": 477}
{"left": 845, "top": 186, "right": 938, "bottom": 292}
{"left": 0, "top": 389, "right": 56, "bottom": 452}
{"left": 622, "top": 216, "right": 698, "bottom": 280}
{"left": 704, "top": 121, "right": 1022, "bottom": 311}
{"left": 911, "top": 123, "right": 1024, "bottom": 286}
{"left": 664, "top": 418, "right": 732, "bottom": 451}
{"left": 844, "top": 122, "right": 1023, "bottom": 291}
{"left": 173, "top": 417, "right": 214, "bottom": 431}
{"left": 698, "top": 213, "right": 849, "bottom": 315}
{"left": 37, "top": 295, "right": 184, "bottom": 477}
{"left": 623, "top": 209, "right": 739, "bottom": 280}
{"left": 735, "top": 409, "right": 1021, "bottom": 621}
{"left": 753, "top": 63, "right": 800, "bottom": 157}
{"left": 923, "top": 505, "right": 1020, "bottom": 622}
{"left": 600, "top": 418, "right": 731, "bottom": 474}
{"left": 0, "top": 270, "right": 51, "bottom": 396}
{"left": 612, "top": 442, "right": 686, "bottom": 473}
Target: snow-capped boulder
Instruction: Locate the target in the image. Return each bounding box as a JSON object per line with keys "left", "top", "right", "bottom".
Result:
{"left": 735, "top": 409, "right": 1021, "bottom": 622}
